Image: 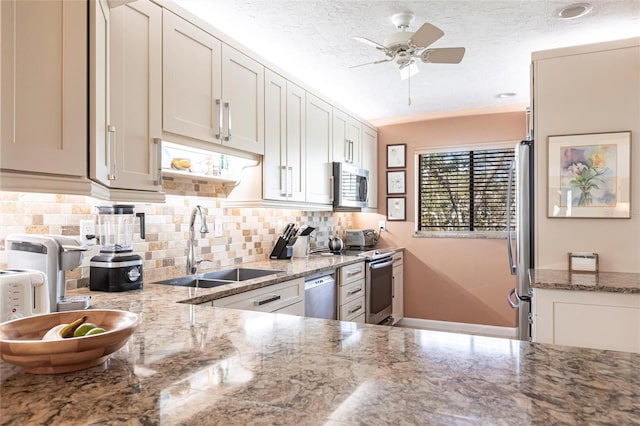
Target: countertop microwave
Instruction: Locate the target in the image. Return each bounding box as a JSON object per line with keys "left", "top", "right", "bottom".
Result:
{"left": 332, "top": 162, "right": 369, "bottom": 209}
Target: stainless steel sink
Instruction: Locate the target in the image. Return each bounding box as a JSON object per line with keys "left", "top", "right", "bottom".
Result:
{"left": 153, "top": 268, "right": 283, "bottom": 288}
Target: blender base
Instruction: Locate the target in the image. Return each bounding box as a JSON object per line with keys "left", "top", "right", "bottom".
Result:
{"left": 89, "top": 254, "right": 143, "bottom": 292}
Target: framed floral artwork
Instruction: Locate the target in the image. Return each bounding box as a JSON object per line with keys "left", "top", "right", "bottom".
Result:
{"left": 387, "top": 197, "right": 406, "bottom": 221}
{"left": 547, "top": 131, "right": 631, "bottom": 218}
{"left": 386, "top": 144, "right": 406, "bottom": 168}
{"left": 386, "top": 170, "right": 406, "bottom": 194}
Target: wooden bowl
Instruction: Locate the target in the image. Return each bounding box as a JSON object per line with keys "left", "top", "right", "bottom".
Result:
{"left": 0, "top": 310, "right": 139, "bottom": 374}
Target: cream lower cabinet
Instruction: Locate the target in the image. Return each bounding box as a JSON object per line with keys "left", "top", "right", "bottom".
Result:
{"left": 91, "top": 0, "right": 162, "bottom": 192}
{"left": 533, "top": 288, "right": 640, "bottom": 353}
{"left": 338, "top": 261, "right": 366, "bottom": 322}
{"left": 305, "top": 94, "right": 333, "bottom": 205}
{"left": 391, "top": 251, "right": 404, "bottom": 325}
{"left": 163, "top": 10, "right": 264, "bottom": 155}
{"left": 1, "top": 0, "right": 87, "bottom": 178}
{"left": 263, "top": 70, "right": 305, "bottom": 202}
{"left": 361, "top": 126, "right": 378, "bottom": 209}
{"left": 212, "top": 278, "right": 304, "bottom": 315}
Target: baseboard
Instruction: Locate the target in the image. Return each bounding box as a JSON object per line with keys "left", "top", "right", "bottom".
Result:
{"left": 397, "top": 317, "right": 517, "bottom": 339}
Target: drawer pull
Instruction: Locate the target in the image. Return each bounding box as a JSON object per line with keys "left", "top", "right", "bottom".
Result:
{"left": 347, "top": 288, "right": 362, "bottom": 296}
{"left": 254, "top": 294, "right": 281, "bottom": 306}
{"left": 347, "top": 305, "right": 362, "bottom": 315}
{"left": 346, "top": 269, "right": 361, "bottom": 277}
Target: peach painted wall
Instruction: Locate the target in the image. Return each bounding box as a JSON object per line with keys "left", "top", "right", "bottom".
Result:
{"left": 355, "top": 111, "right": 527, "bottom": 327}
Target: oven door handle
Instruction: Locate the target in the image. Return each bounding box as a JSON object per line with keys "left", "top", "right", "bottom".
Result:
{"left": 369, "top": 259, "right": 393, "bottom": 269}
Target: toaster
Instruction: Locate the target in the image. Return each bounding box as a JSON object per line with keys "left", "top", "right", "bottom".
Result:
{"left": 0, "top": 269, "right": 49, "bottom": 322}
{"left": 345, "top": 229, "right": 378, "bottom": 248}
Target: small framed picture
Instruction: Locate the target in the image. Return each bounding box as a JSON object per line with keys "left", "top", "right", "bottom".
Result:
{"left": 387, "top": 144, "right": 406, "bottom": 169}
{"left": 387, "top": 197, "right": 406, "bottom": 221}
{"left": 387, "top": 170, "right": 406, "bottom": 195}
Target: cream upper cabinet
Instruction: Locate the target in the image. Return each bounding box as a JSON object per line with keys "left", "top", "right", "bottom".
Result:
{"left": 163, "top": 10, "right": 222, "bottom": 144}
{"left": 305, "top": 94, "right": 333, "bottom": 205}
{"left": 263, "top": 70, "right": 305, "bottom": 202}
{"left": 0, "top": 0, "right": 87, "bottom": 177}
{"left": 332, "top": 109, "right": 361, "bottom": 166}
{"left": 221, "top": 46, "right": 264, "bottom": 155}
{"left": 163, "top": 10, "right": 264, "bottom": 155}
{"left": 92, "top": 0, "right": 162, "bottom": 191}
{"left": 361, "top": 125, "right": 378, "bottom": 209}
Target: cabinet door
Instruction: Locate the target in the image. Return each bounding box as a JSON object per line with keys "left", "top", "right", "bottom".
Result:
{"left": 392, "top": 264, "right": 404, "bottom": 324}
{"left": 221, "top": 45, "right": 264, "bottom": 155}
{"left": 361, "top": 126, "right": 378, "bottom": 209}
{"left": 263, "top": 69, "right": 287, "bottom": 201}
{"left": 104, "top": 0, "right": 162, "bottom": 191}
{"left": 89, "top": 0, "right": 111, "bottom": 185}
{"left": 332, "top": 109, "right": 349, "bottom": 163}
{"left": 348, "top": 118, "right": 362, "bottom": 166}
{"left": 286, "top": 82, "right": 306, "bottom": 202}
{"left": 305, "top": 94, "right": 333, "bottom": 204}
{"left": 1, "top": 0, "right": 86, "bottom": 176}
{"left": 163, "top": 10, "right": 222, "bottom": 143}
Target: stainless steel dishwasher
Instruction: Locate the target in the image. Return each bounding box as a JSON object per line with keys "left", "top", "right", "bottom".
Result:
{"left": 304, "top": 269, "right": 336, "bottom": 320}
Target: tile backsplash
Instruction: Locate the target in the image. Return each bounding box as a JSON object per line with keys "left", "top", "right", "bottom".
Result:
{"left": 0, "top": 177, "right": 353, "bottom": 290}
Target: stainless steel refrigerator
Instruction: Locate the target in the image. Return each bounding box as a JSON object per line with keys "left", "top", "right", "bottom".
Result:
{"left": 507, "top": 140, "right": 534, "bottom": 341}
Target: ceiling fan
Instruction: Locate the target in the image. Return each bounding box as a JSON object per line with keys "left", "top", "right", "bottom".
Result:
{"left": 351, "top": 12, "right": 466, "bottom": 80}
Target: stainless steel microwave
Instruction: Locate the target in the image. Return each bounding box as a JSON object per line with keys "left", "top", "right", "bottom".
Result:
{"left": 332, "top": 162, "right": 369, "bottom": 209}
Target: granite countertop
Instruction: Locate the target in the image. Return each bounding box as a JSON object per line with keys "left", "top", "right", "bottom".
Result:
{"left": 1, "top": 258, "right": 639, "bottom": 424}
{"left": 530, "top": 269, "right": 640, "bottom": 294}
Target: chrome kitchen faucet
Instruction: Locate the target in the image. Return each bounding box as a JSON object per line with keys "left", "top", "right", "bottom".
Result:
{"left": 187, "top": 205, "right": 210, "bottom": 275}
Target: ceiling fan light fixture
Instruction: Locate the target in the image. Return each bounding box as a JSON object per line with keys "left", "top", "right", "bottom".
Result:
{"left": 496, "top": 92, "right": 517, "bottom": 98}
{"left": 557, "top": 3, "right": 593, "bottom": 20}
{"left": 400, "top": 62, "right": 419, "bottom": 80}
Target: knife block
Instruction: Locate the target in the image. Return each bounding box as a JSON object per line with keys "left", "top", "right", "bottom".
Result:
{"left": 270, "top": 237, "right": 295, "bottom": 260}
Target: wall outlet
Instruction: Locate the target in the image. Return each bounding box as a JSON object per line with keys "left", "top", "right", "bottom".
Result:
{"left": 214, "top": 219, "right": 223, "bottom": 237}
{"left": 378, "top": 220, "right": 386, "bottom": 232}
{"left": 79, "top": 219, "right": 96, "bottom": 246}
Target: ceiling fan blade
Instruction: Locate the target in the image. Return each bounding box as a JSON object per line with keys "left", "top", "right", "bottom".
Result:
{"left": 409, "top": 22, "right": 444, "bottom": 48}
{"left": 349, "top": 58, "right": 394, "bottom": 69}
{"left": 421, "top": 47, "right": 466, "bottom": 64}
{"left": 353, "top": 36, "right": 387, "bottom": 51}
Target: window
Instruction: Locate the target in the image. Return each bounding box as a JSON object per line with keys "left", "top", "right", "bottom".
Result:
{"left": 417, "top": 146, "right": 515, "bottom": 232}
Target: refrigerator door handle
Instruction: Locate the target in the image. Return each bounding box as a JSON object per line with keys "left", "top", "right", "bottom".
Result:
{"left": 507, "top": 288, "right": 519, "bottom": 308}
{"left": 506, "top": 159, "right": 517, "bottom": 275}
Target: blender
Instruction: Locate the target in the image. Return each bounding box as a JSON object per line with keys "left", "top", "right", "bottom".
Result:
{"left": 89, "top": 205, "right": 145, "bottom": 292}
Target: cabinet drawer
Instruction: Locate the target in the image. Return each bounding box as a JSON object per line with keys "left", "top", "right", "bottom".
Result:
{"left": 212, "top": 278, "right": 304, "bottom": 313}
{"left": 349, "top": 313, "right": 365, "bottom": 324}
{"left": 340, "top": 295, "right": 365, "bottom": 320}
{"left": 272, "top": 300, "right": 304, "bottom": 316}
{"left": 340, "top": 261, "right": 365, "bottom": 285}
{"left": 339, "top": 279, "right": 365, "bottom": 305}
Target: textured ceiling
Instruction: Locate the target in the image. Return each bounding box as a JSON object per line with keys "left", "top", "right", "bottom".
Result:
{"left": 173, "top": 0, "right": 640, "bottom": 123}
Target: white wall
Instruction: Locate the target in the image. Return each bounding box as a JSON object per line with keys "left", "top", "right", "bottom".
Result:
{"left": 533, "top": 38, "right": 640, "bottom": 272}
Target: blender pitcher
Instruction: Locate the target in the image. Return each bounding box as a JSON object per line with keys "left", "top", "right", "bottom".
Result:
{"left": 96, "top": 205, "right": 145, "bottom": 254}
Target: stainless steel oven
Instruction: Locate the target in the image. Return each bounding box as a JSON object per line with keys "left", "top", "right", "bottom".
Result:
{"left": 363, "top": 250, "right": 394, "bottom": 324}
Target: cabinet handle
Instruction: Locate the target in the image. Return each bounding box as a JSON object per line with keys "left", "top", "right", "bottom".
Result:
{"left": 347, "top": 287, "right": 362, "bottom": 296}
{"left": 350, "top": 140, "right": 354, "bottom": 163}
{"left": 107, "top": 125, "right": 117, "bottom": 180}
{"left": 392, "top": 276, "right": 395, "bottom": 298}
{"left": 281, "top": 166, "right": 288, "bottom": 196}
{"left": 254, "top": 294, "right": 281, "bottom": 306}
{"left": 153, "top": 138, "right": 162, "bottom": 186}
{"left": 344, "top": 139, "right": 349, "bottom": 162}
{"left": 346, "top": 269, "right": 361, "bottom": 277}
{"left": 215, "top": 99, "right": 223, "bottom": 140}
{"left": 348, "top": 305, "right": 362, "bottom": 315}
{"left": 224, "top": 102, "right": 231, "bottom": 141}
{"left": 287, "top": 166, "right": 293, "bottom": 197}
